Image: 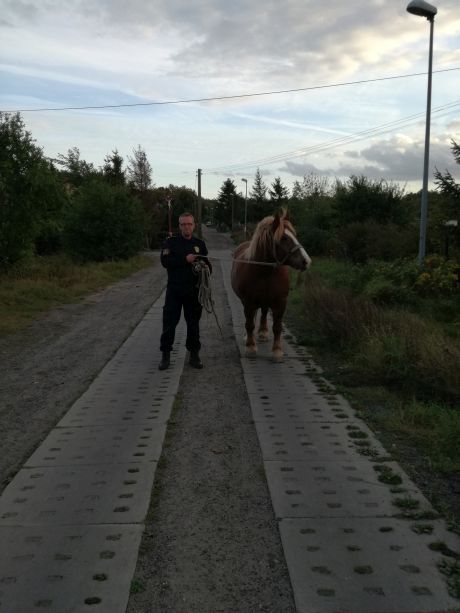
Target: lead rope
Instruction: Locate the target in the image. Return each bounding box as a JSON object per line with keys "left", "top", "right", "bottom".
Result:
{"left": 192, "top": 260, "right": 223, "bottom": 335}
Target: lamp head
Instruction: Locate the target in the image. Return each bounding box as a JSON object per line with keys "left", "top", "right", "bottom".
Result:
{"left": 407, "top": 0, "right": 437, "bottom": 20}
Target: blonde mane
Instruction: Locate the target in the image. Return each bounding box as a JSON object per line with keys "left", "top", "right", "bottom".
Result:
{"left": 246, "top": 211, "right": 296, "bottom": 261}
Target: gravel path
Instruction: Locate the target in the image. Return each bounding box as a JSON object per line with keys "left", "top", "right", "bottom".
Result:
{"left": 127, "top": 231, "right": 295, "bottom": 612}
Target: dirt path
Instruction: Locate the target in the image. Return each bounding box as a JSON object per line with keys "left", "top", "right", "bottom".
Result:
{"left": 127, "top": 233, "right": 296, "bottom": 612}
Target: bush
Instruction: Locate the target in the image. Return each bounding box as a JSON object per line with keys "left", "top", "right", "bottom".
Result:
{"left": 297, "top": 226, "right": 332, "bottom": 256}
{"left": 415, "top": 255, "right": 459, "bottom": 296}
{"left": 299, "top": 272, "right": 460, "bottom": 399}
{"left": 336, "top": 222, "right": 417, "bottom": 263}
{"left": 63, "top": 179, "right": 145, "bottom": 262}
{"left": 0, "top": 113, "right": 66, "bottom": 267}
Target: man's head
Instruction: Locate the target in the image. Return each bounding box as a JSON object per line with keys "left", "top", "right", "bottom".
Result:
{"left": 179, "top": 213, "right": 195, "bottom": 239}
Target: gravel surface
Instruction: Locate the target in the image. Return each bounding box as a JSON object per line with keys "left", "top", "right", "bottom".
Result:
{"left": 127, "top": 229, "right": 296, "bottom": 612}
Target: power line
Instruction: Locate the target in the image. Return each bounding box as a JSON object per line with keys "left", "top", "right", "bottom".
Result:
{"left": 2, "top": 67, "right": 459, "bottom": 114}
{"left": 202, "top": 100, "right": 460, "bottom": 174}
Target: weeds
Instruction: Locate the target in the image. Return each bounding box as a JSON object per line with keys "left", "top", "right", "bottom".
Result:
{"left": 0, "top": 253, "right": 153, "bottom": 335}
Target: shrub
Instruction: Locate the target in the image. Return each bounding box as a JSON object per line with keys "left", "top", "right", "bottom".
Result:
{"left": 336, "top": 222, "right": 417, "bottom": 263}
{"left": 300, "top": 272, "right": 460, "bottom": 400}
{"left": 415, "top": 256, "right": 459, "bottom": 296}
{"left": 63, "top": 179, "right": 145, "bottom": 262}
{"left": 0, "top": 113, "right": 66, "bottom": 267}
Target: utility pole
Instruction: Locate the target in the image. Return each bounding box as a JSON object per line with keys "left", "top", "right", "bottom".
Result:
{"left": 197, "top": 168, "right": 202, "bottom": 238}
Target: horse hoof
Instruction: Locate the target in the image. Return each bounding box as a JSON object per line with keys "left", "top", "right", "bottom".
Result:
{"left": 245, "top": 346, "right": 257, "bottom": 358}
{"left": 258, "top": 334, "right": 269, "bottom": 342}
{"left": 272, "top": 349, "right": 284, "bottom": 361}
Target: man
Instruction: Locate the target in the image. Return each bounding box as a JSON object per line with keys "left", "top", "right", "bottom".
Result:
{"left": 158, "top": 212, "right": 211, "bottom": 370}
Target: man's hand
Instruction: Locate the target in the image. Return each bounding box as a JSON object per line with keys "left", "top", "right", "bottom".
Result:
{"left": 186, "top": 254, "right": 197, "bottom": 263}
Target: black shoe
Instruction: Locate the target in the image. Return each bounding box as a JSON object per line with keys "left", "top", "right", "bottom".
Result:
{"left": 189, "top": 352, "right": 203, "bottom": 369}
{"left": 158, "top": 351, "right": 170, "bottom": 370}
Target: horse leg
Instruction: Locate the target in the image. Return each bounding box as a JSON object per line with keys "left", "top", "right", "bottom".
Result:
{"left": 271, "top": 301, "right": 286, "bottom": 360}
{"left": 244, "top": 304, "right": 257, "bottom": 356}
{"left": 258, "top": 306, "right": 269, "bottom": 342}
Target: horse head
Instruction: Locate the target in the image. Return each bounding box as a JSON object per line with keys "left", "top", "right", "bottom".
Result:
{"left": 272, "top": 209, "right": 312, "bottom": 270}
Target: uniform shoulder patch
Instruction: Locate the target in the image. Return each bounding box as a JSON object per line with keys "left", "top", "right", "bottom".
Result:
{"left": 162, "top": 248, "right": 170, "bottom": 255}
{"left": 194, "top": 245, "right": 200, "bottom": 253}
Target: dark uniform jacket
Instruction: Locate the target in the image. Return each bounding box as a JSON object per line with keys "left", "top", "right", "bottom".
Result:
{"left": 160, "top": 234, "right": 212, "bottom": 294}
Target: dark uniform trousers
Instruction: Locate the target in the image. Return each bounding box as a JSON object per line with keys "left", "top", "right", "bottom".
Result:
{"left": 160, "top": 287, "right": 202, "bottom": 354}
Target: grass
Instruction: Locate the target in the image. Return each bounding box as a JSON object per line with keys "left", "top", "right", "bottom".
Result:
{"left": 0, "top": 253, "right": 154, "bottom": 336}
{"left": 285, "top": 261, "right": 460, "bottom": 480}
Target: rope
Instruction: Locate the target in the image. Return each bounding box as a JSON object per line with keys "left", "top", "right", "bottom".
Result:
{"left": 192, "top": 260, "right": 223, "bottom": 335}
{"left": 196, "top": 254, "right": 279, "bottom": 268}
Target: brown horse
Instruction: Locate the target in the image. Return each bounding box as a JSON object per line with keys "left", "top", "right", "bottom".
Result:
{"left": 231, "top": 209, "right": 311, "bottom": 359}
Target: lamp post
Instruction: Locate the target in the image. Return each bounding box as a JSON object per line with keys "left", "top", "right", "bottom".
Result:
{"left": 241, "top": 178, "right": 248, "bottom": 237}
{"left": 406, "top": 0, "right": 437, "bottom": 268}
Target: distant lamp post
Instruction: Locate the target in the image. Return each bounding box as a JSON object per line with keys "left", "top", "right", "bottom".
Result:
{"left": 241, "top": 178, "right": 248, "bottom": 237}
{"left": 406, "top": 0, "right": 437, "bottom": 268}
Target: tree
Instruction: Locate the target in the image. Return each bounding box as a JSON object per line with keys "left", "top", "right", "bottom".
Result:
{"left": 127, "top": 145, "right": 153, "bottom": 192}
{"left": 268, "top": 176, "right": 289, "bottom": 204}
{"left": 249, "top": 168, "right": 270, "bottom": 221}
{"left": 102, "top": 149, "right": 125, "bottom": 186}
{"left": 215, "top": 178, "right": 238, "bottom": 229}
{"left": 290, "top": 174, "right": 335, "bottom": 256}
{"left": 63, "top": 178, "right": 144, "bottom": 262}
{"left": 434, "top": 140, "right": 460, "bottom": 206}
{"left": 0, "top": 112, "right": 66, "bottom": 266}
{"left": 434, "top": 140, "right": 460, "bottom": 255}
{"left": 292, "top": 172, "right": 330, "bottom": 200}
{"left": 333, "top": 175, "right": 408, "bottom": 226}
{"left": 55, "top": 146, "right": 96, "bottom": 188}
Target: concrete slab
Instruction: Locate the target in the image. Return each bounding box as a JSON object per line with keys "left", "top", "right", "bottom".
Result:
{"left": 0, "top": 463, "right": 156, "bottom": 525}
{"left": 248, "top": 390, "right": 351, "bottom": 423}
{"left": 24, "top": 423, "right": 166, "bottom": 467}
{"left": 222, "top": 258, "right": 460, "bottom": 612}
{"left": 0, "top": 524, "right": 143, "bottom": 613}
{"left": 61, "top": 391, "right": 175, "bottom": 427}
{"left": 280, "top": 517, "right": 460, "bottom": 613}
{"left": 265, "top": 460, "right": 428, "bottom": 519}
{"left": 254, "top": 420, "right": 389, "bottom": 462}
{"left": 0, "top": 299, "right": 186, "bottom": 612}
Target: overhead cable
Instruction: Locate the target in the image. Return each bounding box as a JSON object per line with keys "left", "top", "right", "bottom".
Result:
{"left": 202, "top": 100, "right": 460, "bottom": 173}
{"left": 2, "top": 67, "right": 459, "bottom": 113}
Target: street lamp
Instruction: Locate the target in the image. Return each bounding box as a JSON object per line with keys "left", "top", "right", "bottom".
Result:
{"left": 241, "top": 178, "right": 248, "bottom": 237}
{"left": 406, "top": 0, "right": 437, "bottom": 267}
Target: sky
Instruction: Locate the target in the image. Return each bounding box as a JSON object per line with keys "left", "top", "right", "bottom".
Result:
{"left": 1, "top": 0, "right": 459, "bottom": 199}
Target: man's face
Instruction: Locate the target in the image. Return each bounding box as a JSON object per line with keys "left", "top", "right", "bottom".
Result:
{"left": 179, "top": 216, "right": 195, "bottom": 239}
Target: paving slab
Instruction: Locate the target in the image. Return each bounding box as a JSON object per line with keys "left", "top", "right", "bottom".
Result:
{"left": 265, "top": 460, "right": 429, "bottom": 519}
{"left": 0, "top": 524, "right": 143, "bottom": 613}
{"left": 0, "top": 463, "right": 156, "bottom": 526}
{"left": 0, "top": 295, "right": 186, "bottom": 612}
{"left": 248, "top": 391, "right": 348, "bottom": 423}
{"left": 254, "top": 420, "right": 389, "bottom": 462}
{"left": 222, "top": 257, "right": 460, "bottom": 613}
{"left": 24, "top": 423, "right": 166, "bottom": 467}
{"left": 280, "top": 517, "right": 460, "bottom": 613}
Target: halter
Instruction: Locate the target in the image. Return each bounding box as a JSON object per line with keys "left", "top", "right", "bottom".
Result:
{"left": 273, "top": 231, "right": 303, "bottom": 267}
{"left": 274, "top": 243, "right": 302, "bottom": 266}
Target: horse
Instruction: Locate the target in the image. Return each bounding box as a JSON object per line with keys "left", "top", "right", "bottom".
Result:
{"left": 231, "top": 209, "right": 311, "bottom": 359}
